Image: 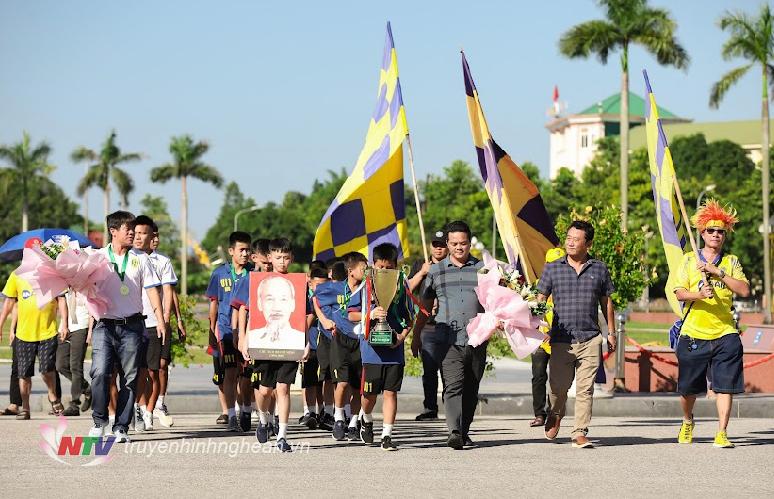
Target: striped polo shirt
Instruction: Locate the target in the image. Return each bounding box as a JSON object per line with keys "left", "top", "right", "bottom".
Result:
{"left": 422, "top": 255, "right": 484, "bottom": 346}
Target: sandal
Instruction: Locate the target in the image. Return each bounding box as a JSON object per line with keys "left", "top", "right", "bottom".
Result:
{"left": 49, "top": 399, "right": 65, "bottom": 416}
{"left": 16, "top": 410, "right": 30, "bottom": 420}
{"left": 2, "top": 407, "right": 19, "bottom": 416}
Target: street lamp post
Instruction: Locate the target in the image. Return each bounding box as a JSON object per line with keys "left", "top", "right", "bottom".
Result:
{"left": 695, "top": 184, "right": 716, "bottom": 242}
{"left": 233, "top": 205, "right": 259, "bottom": 232}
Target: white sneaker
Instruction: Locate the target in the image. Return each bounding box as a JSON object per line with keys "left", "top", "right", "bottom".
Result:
{"left": 113, "top": 429, "right": 131, "bottom": 443}
{"left": 142, "top": 410, "right": 154, "bottom": 431}
{"left": 593, "top": 383, "right": 613, "bottom": 398}
{"left": 153, "top": 405, "right": 174, "bottom": 428}
{"left": 251, "top": 410, "right": 260, "bottom": 424}
{"left": 133, "top": 406, "right": 144, "bottom": 432}
{"left": 88, "top": 423, "right": 106, "bottom": 438}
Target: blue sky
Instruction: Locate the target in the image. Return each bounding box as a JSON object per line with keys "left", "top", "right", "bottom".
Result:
{"left": 0, "top": 0, "right": 763, "bottom": 240}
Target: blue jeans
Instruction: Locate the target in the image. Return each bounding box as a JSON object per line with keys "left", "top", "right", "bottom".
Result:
{"left": 90, "top": 319, "right": 143, "bottom": 432}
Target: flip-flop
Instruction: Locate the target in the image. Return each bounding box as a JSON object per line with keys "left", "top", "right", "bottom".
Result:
{"left": 1, "top": 407, "right": 19, "bottom": 416}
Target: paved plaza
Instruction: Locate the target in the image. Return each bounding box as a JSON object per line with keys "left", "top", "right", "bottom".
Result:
{"left": 1, "top": 413, "right": 772, "bottom": 498}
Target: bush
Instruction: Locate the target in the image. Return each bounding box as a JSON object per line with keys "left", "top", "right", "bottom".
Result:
{"left": 556, "top": 204, "right": 650, "bottom": 310}
{"left": 170, "top": 295, "right": 209, "bottom": 367}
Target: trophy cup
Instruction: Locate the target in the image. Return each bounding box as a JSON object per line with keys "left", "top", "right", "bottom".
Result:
{"left": 368, "top": 268, "right": 401, "bottom": 346}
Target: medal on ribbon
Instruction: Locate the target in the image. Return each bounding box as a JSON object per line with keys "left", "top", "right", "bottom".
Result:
{"left": 108, "top": 246, "right": 130, "bottom": 297}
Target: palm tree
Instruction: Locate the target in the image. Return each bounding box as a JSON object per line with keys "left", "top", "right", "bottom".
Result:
{"left": 559, "top": 0, "right": 689, "bottom": 229}
{"left": 71, "top": 131, "right": 141, "bottom": 243}
{"left": 710, "top": 4, "right": 773, "bottom": 323}
{"left": 0, "top": 132, "right": 54, "bottom": 232}
{"left": 151, "top": 135, "right": 223, "bottom": 295}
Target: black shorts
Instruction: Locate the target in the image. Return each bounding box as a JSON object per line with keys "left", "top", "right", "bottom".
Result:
{"left": 137, "top": 333, "right": 149, "bottom": 369}
{"left": 252, "top": 360, "right": 298, "bottom": 389}
{"left": 362, "top": 363, "right": 404, "bottom": 394}
{"left": 677, "top": 333, "right": 744, "bottom": 395}
{"left": 212, "top": 354, "right": 225, "bottom": 386}
{"left": 146, "top": 326, "right": 172, "bottom": 370}
{"left": 219, "top": 336, "right": 239, "bottom": 369}
{"left": 301, "top": 353, "right": 321, "bottom": 388}
{"left": 331, "top": 333, "right": 362, "bottom": 389}
{"left": 316, "top": 333, "right": 333, "bottom": 382}
{"left": 240, "top": 361, "right": 252, "bottom": 379}
{"left": 16, "top": 336, "right": 58, "bottom": 378}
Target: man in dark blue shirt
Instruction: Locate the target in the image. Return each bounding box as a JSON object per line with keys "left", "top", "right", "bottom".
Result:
{"left": 538, "top": 220, "right": 616, "bottom": 449}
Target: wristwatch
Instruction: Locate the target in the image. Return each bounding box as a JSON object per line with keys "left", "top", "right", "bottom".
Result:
{"left": 718, "top": 268, "right": 726, "bottom": 279}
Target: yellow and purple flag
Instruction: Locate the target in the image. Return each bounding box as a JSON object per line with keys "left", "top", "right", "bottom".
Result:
{"left": 313, "top": 23, "right": 409, "bottom": 261}
{"left": 462, "top": 52, "right": 558, "bottom": 282}
{"left": 643, "top": 70, "right": 691, "bottom": 316}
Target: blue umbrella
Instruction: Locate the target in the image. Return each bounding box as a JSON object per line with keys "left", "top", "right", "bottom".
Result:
{"left": 0, "top": 228, "right": 98, "bottom": 263}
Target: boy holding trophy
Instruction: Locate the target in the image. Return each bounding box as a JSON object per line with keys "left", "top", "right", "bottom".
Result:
{"left": 351, "top": 243, "right": 415, "bottom": 450}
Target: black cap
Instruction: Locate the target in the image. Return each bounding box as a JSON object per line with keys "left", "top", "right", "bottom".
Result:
{"left": 431, "top": 230, "right": 446, "bottom": 245}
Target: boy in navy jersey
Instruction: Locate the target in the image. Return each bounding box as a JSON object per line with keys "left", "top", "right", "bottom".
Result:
{"left": 205, "top": 231, "right": 251, "bottom": 432}
{"left": 314, "top": 251, "right": 367, "bottom": 441}
{"left": 353, "top": 243, "right": 413, "bottom": 450}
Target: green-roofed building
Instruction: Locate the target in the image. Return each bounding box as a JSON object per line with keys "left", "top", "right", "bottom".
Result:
{"left": 546, "top": 92, "right": 690, "bottom": 178}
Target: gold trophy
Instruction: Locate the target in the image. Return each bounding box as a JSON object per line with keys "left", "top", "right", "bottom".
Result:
{"left": 368, "top": 268, "right": 400, "bottom": 346}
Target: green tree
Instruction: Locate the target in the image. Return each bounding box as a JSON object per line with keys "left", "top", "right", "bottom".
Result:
{"left": 420, "top": 160, "right": 497, "bottom": 255}
{"left": 543, "top": 167, "right": 579, "bottom": 221}
{"left": 71, "top": 131, "right": 142, "bottom": 243}
{"left": 139, "top": 194, "right": 181, "bottom": 262}
{"left": 151, "top": 135, "right": 223, "bottom": 295}
{"left": 0, "top": 169, "right": 81, "bottom": 283}
{"left": 0, "top": 132, "right": 54, "bottom": 232}
{"left": 710, "top": 3, "right": 774, "bottom": 322}
{"left": 559, "top": 0, "right": 689, "bottom": 228}
{"left": 556, "top": 204, "right": 649, "bottom": 310}
{"left": 201, "top": 181, "right": 256, "bottom": 257}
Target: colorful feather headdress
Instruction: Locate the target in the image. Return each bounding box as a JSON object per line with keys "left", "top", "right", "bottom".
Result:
{"left": 690, "top": 199, "right": 739, "bottom": 232}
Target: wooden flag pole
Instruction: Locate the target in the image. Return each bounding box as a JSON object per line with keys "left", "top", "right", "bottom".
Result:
{"left": 672, "top": 177, "right": 701, "bottom": 258}
{"left": 406, "top": 134, "right": 429, "bottom": 262}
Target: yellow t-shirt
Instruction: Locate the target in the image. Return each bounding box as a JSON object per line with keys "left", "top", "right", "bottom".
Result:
{"left": 673, "top": 253, "right": 747, "bottom": 340}
{"left": 2, "top": 272, "right": 58, "bottom": 342}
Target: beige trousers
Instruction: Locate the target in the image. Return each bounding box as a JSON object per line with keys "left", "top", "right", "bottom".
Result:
{"left": 547, "top": 334, "right": 602, "bottom": 437}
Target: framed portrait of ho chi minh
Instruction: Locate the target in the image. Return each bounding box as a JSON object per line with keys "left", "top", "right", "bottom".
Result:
{"left": 247, "top": 272, "right": 307, "bottom": 361}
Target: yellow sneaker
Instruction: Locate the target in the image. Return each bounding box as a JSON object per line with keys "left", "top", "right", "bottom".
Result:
{"left": 713, "top": 431, "right": 735, "bottom": 448}
{"left": 678, "top": 420, "right": 694, "bottom": 444}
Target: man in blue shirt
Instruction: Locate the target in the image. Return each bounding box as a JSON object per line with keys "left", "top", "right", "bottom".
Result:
{"left": 206, "top": 231, "right": 251, "bottom": 432}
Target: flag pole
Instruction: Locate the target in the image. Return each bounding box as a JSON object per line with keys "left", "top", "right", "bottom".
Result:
{"left": 511, "top": 226, "right": 533, "bottom": 285}
{"left": 406, "top": 135, "right": 429, "bottom": 262}
{"left": 672, "top": 177, "right": 701, "bottom": 257}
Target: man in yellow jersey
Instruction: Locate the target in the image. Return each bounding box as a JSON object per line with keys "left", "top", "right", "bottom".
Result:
{"left": 674, "top": 200, "right": 750, "bottom": 448}
{"left": 0, "top": 271, "right": 68, "bottom": 420}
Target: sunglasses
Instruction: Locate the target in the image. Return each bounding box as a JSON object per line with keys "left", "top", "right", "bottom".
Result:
{"left": 705, "top": 228, "right": 726, "bottom": 235}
